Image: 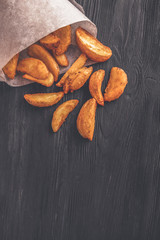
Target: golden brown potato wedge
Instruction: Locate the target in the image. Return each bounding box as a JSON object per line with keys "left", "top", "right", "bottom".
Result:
{"left": 24, "top": 92, "right": 64, "bottom": 107}
{"left": 76, "top": 27, "right": 112, "bottom": 62}
{"left": 40, "top": 34, "right": 60, "bottom": 49}
{"left": 3, "top": 53, "right": 19, "bottom": 79}
{"left": 52, "top": 99, "right": 79, "bottom": 132}
{"left": 77, "top": 98, "right": 97, "bottom": 141}
{"left": 89, "top": 69, "right": 105, "bottom": 106}
{"left": 104, "top": 67, "right": 128, "bottom": 102}
{"left": 62, "top": 75, "right": 72, "bottom": 94}
{"left": 63, "top": 66, "right": 93, "bottom": 94}
{"left": 23, "top": 72, "right": 54, "bottom": 87}
{"left": 63, "top": 67, "right": 88, "bottom": 94}
{"left": 52, "top": 25, "right": 71, "bottom": 55}
{"left": 56, "top": 53, "right": 87, "bottom": 87}
{"left": 69, "top": 66, "right": 93, "bottom": 93}
{"left": 28, "top": 44, "right": 59, "bottom": 82}
{"left": 17, "top": 57, "right": 49, "bottom": 79}
{"left": 53, "top": 52, "right": 69, "bottom": 67}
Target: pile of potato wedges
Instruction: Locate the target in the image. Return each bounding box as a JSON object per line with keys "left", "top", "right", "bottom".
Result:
{"left": 3, "top": 25, "right": 128, "bottom": 141}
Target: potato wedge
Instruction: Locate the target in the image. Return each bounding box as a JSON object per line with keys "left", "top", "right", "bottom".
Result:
{"left": 52, "top": 99, "right": 79, "bottom": 132}
{"left": 63, "top": 67, "right": 89, "bottom": 94}
{"left": 52, "top": 25, "right": 71, "bottom": 55}
{"left": 89, "top": 69, "right": 105, "bottom": 106}
{"left": 62, "top": 75, "right": 72, "bottom": 94}
{"left": 17, "top": 58, "right": 49, "bottom": 79}
{"left": 40, "top": 34, "right": 60, "bottom": 49}
{"left": 104, "top": 67, "right": 128, "bottom": 102}
{"left": 28, "top": 44, "right": 59, "bottom": 82}
{"left": 23, "top": 72, "right": 54, "bottom": 87}
{"left": 3, "top": 53, "right": 19, "bottom": 79}
{"left": 53, "top": 52, "right": 69, "bottom": 67}
{"left": 63, "top": 66, "right": 93, "bottom": 94}
{"left": 77, "top": 98, "right": 97, "bottom": 141}
{"left": 56, "top": 53, "right": 87, "bottom": 87}
{"left": 76, "top": 27, "right": 112, "bottom": 62}
{"left": 69, "top": 66, "right": 93, "bottom": 93}
{"left": 24, "top": 92, "right": 64, "bottom": 107}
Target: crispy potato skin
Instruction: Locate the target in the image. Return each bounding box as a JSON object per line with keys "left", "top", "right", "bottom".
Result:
{"left": 28, "top": 44, "right": 59, "bottom": 82}
{"left": 63, "top": 75, "right": 71, "bottom": 94}
{"left": 23, "top": 72, "right": 54, "bottom": 87}
{"left": 40, "top": 34, "right": 60, "bottom": 49}
{"left": 104, "top": 67, "right": 128, "bottom": 102}
{"left": 53, "top": 52, "right": 69, "bottom": 67}
{"left": 17, "top": 57, "right": 49, "bottom": 79}
{"left": 63, "top": 66, "right": 93, "bottom": 94}
{"left": 77, "top": 98, "right": 97, "bottom": 141}
{"left": 56, "top": 53, "right": 87, "bottom": 87}
{"left": 89, "top": 69, "right": 105, "bottom": 106}
{"left": 3, "top": 53, "right": 19, "bottom": 79}
{"left": 24, "top": 92, "right": 64, "bottom": 107}
{"left": 52, "top": 25, "right": 71, "bottom": 55}
{"left": 52, "top": 99, "right": 79, "bottom": 132}
{"left": 76, "top": 27, "right": 112, "bottom": 62}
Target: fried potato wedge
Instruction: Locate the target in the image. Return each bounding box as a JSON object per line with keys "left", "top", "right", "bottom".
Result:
{"left": 89, "top": 69, "right": 105, "bottom": 106}
{"left": 70, "top": 66, "right": 93, "bottom": 93}
{"left": 76, "top": 27, "right": 112, "bottom": 62}
{"left": 23, "top": 72, "right": 54, "bottom": 87}
{"left": 63, "top": 66, "right": 93, "bottom": 94}
{"left": 77, "top": 98, "right": 97, "bottom": 141}
{"left": 63, "top": 67, "right": 90, "bottom": 94}
{"left": 17, "top": 57, "right": 49, "bottom": 79}
{"left": 53, "top": 52, "right": 69, "bottom": 67}
{"left": 52, "top": 99, "right": 79, "bottom": 132}
{"left": 24, "top": 92, "right": 64, "bottom": 107}
{"left": 62, "top": 75, "right": 71, "bottom": 94}
{"left": 40, "top": 34, "right": 60, "bottom": 49}
{"left": 52, "top": 25, "right": 71, "bottom": 55}
{"left": 104, "top": 67, "right": 128, "bottom": 102}
{"left": 28, "top": 44, "right": 59, "bottom": 82}
{"left": 56, "top": 53, "right": 87, "bottom": 87}
{"left": 3, "top": 53, "right": 19, "bottom": 79}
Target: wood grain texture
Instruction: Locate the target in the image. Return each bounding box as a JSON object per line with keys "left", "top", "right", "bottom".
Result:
{"left": 0, "top": 0, "right": 160, "bottom": 239}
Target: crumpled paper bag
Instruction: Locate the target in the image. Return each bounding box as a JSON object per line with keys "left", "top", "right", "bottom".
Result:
{"left": 0, "top": 0, "right": 97, "bottom": 87}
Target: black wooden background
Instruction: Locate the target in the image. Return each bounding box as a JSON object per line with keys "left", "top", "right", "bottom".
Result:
{"left": 0, "top": 0, "right": 160, "bottom": 239}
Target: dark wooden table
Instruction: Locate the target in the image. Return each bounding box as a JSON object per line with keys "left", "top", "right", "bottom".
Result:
{"left": 0, "top": 0, "right": 160, "bottom": 239}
